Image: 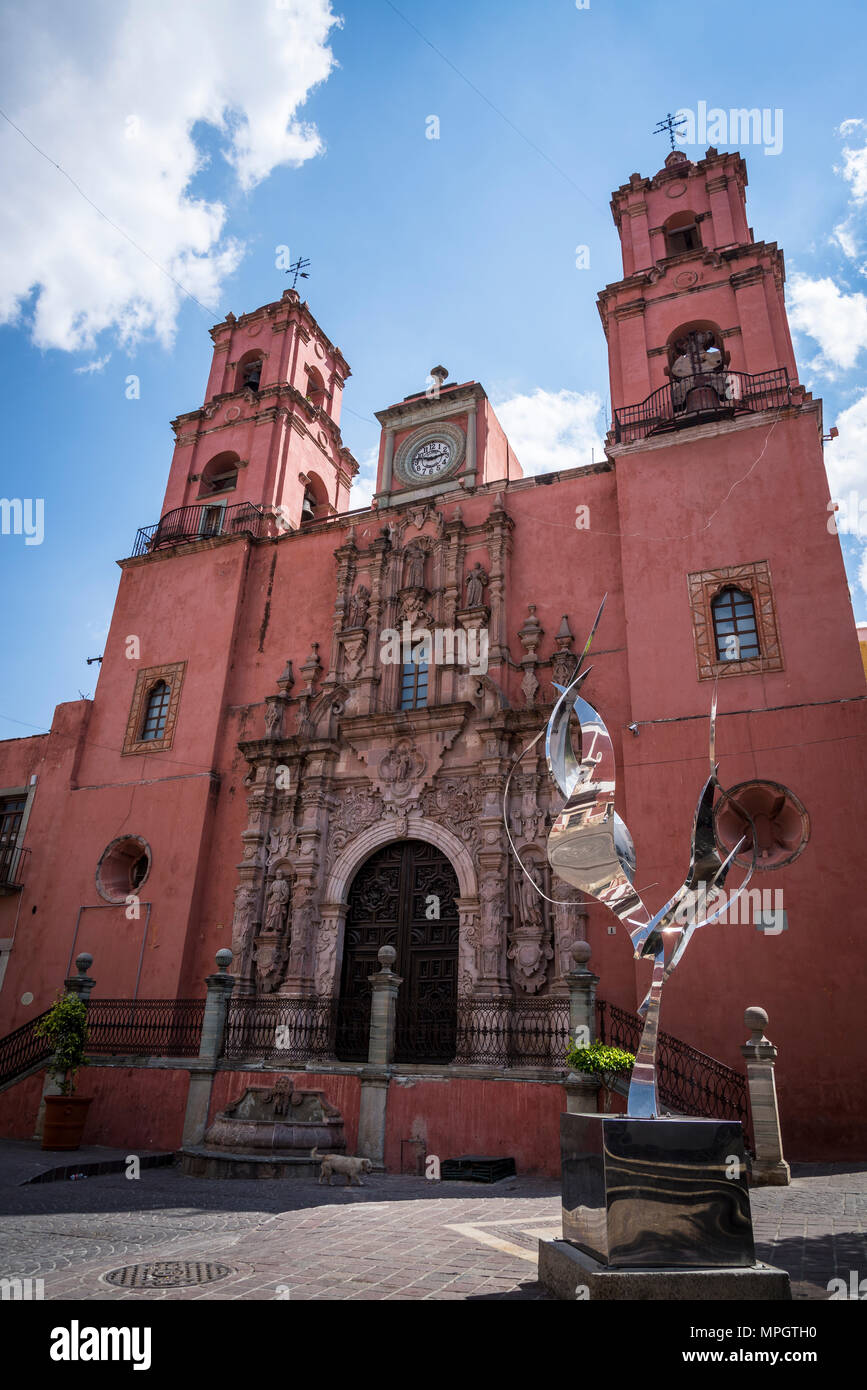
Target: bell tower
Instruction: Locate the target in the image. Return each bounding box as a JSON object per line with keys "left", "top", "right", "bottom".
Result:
{"left": 598, "top": 146, "right": 861, "bottom": 722}
{"left": 161, "top": 288, "right": 358, "bottom": 530}
{"left": 598, "top": 146, "right": 799, "bottom": 432}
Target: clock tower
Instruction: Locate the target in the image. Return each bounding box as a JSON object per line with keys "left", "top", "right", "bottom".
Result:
{"left": 373, "top": 367, "right": 523, "bottom": 507}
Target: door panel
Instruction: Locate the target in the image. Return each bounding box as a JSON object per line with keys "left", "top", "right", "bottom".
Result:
{"left": 336, "top": 840, "right": 459, "bottom": 1062}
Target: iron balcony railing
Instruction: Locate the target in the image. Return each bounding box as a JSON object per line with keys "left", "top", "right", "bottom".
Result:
{"left": 613, "top": 367, "right": 790, "bottom": 445}
{"left": 0, "top": 844, "right": 29, "bottom": 891}
{"left": 130, "top": 502, "right": 268, "bottom": 558}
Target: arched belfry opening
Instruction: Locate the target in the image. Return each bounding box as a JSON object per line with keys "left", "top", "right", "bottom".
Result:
{"left": 336, "top": 839, "right": 459, "bottom": 1063}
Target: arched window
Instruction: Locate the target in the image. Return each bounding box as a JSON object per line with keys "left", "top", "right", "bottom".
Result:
{"left": 305, "top": 366, "right": 327, "bottom": 409}
{"left": 235, "top": 351, "right": 264, "bottom": 393}
{"left": 400, "top": 657, "right": 428, "bottom": 709}
{"left": 664, "top": 210, "right": 701, "bottom": 256}
{"left": 140, "top": 681, "right": 171, "bottom": 741}
{"left": 712, "top": 587, "right": 760, "bottom": 661}
{"left": 198, "top": 452, "right": 239, "bottom": 497}
{"left": 299, "top": 471, "right": 330, "bottom": 525}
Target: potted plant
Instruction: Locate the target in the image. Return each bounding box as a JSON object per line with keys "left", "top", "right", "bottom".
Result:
{"left": 34, "top": 992, "right": 92, "bottom": 1150}
{"left": 566, "top": 1038, "right": 635, "bottom": 1113}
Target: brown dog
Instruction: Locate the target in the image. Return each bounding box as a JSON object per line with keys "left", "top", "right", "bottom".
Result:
{"left": 311, "top": 1147, "right": 373, "bottom": 1186}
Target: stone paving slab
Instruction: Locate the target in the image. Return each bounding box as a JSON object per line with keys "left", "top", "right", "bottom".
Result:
{"left": 0, "top": 1143, "right": 864, "bottom": 1302}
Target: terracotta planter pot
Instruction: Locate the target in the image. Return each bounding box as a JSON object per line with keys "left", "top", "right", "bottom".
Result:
{"left": 42, "top": 1095, "right": 93, "bottom": 1151}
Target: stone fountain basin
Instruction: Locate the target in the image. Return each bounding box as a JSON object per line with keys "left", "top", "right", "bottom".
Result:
{"left": 194, "top": 1084, "right": 346, "bottom": 1166}
{"left": 180, "top": 1078, "right": 347, "bottom": 1178}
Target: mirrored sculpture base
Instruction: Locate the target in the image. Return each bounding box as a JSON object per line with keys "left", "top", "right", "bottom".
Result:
{"left": 561, "top": 1113, "right": 756, "bottom": 1269}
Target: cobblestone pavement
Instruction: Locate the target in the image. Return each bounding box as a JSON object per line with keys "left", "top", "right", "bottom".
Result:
{"left": 0, "top": 1143, "right": 864, "bottom": 1301}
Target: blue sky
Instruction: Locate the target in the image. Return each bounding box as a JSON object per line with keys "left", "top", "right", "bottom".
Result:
{"left": 1, "top": 0, "right": 866, "bottom": 741}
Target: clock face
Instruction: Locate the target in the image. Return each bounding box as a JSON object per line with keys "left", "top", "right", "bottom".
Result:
{"left": 410, "top": 438, "right": 452, "bottom": 477}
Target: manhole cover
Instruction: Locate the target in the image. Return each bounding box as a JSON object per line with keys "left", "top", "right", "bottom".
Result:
{"left": 103, "top": 1260, "right": 235, "bottom": 1289}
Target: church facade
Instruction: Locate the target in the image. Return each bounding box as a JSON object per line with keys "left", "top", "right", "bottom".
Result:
{"left": 1, "top": 146, "right": 865, "bottom": 1167}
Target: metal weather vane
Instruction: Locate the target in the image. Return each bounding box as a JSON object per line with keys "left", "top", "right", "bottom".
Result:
{"left": 652, "top": 111, "right": 688, "bottom": 150}
{"left": 286, "top": 256, "right": 311, "bottom": 291}
{"left": 505, "top": 597, "right": 758, "bottom": 1119}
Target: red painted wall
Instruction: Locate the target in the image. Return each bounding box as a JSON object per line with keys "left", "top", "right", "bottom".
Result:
{"left": 384, "top": 1077, "right": 568, "bottom": 1177}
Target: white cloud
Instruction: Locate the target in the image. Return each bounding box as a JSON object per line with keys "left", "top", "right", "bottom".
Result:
{"left": 787, "top": 274, "right": 867, "bottom": 372}
{"left": 74, "top": 354, "right": 112, "bottom": 375}
{"left": 0, "top": 0, "right": 339, "bottom": 353}
{"left": 349, "top": 446, "right": 379, "bottom": 511}
{"left": 859, "top": 548, "right": 867, "bottom": 602}
{"left": 492, "top": 388, "right": 605, "bottom": 475}
{"left": 824, "top": 389, "right": 867, "bottom": 497}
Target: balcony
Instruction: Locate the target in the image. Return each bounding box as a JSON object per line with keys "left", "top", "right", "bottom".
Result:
{"left": 0, "top": 844, "right": 29, "bottom": 894}
{"left": 131, "top": 502, "right": 268, "bottom": 559}
{"left": 612, "top": 368, "right": 791, "bottom": 446}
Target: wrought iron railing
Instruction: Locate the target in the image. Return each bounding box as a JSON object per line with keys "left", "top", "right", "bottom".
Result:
{"left": 613, "top": 368, "right": 790, "bottom": 445}
{"left": 86, "top": 999, "right": 205, "bottom": 1057}
{"left": 0, "top": 1009, "right": 52, "bottom": 1088}
{"left": 130, "top": 502, "right": 268, "bottom": 558}
{"left": 454, "top": 997, "right": 570, "bottom": 1068}
{"left": 333, "top": 995, "right": 371, "bottom": 1063}
{"left": 0, "top": 997, "right": 205, "bottom": 1089}
{"left": 596, "top": 999, "right": 751, "bottom": 1140}
{"left": 0, "top": 844, "right": 29, "bottom": 890}
{"left": 394, "top": 998, "right": 457, "bottom": 1064}
{"left": 223, "top": 996, "right": 337, "bottom": 1062}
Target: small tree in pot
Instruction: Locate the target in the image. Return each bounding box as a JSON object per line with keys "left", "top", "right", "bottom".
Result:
{"left": 566, "top": 1038, "right": 635, "bottom": 1113}
{"left": 34, "top": 993, "right": 92, "bottom": 1150}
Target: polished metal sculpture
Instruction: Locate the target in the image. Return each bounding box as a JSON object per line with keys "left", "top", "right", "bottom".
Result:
{"left": 505, "top": 597, "right": 756, "bottom": 1119}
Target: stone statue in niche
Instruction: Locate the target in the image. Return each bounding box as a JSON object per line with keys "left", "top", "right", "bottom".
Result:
{"left": 288, "top": 890, "right": 318, "bottom": 975}
{"left": 263, "top": 869, "right": 290, "bottom": 934}
{"left": 518, "top": 864, "right": 545, "bottom": 931}
{"left": 266, "top": 824, "right": 293, "bottom": 870}
{"left": 507, "top": 863, "right": 553, "bottom": 993}
{"left": 403, "top": 542, "right": 426, "bottom": 589}
{"left": 232, "top": 883, "right": 259, "bottom": 969}
{"left": 264, "top": 700, "right": 283, "bottom": 738}
{"left": 465, "top": 562, "right": 489, "bottom": 608}
{"left": 346, "top": 585, "right": 370, "bottom": 629}
{"left": 479, "top": 877, "right": 506, "bottom": 977}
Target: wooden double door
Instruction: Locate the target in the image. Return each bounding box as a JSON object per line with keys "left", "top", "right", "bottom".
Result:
{"left": 337, "top": 840, "right": 459, "bottom": 1063}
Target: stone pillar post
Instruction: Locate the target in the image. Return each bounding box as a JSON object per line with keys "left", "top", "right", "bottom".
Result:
{"left": 65, "top": 952, "right": 96, "bottom": 1002}
{"left": 367, "top": 945, "right": 401, "bottom": 1067}
{"left": 565, "top": 941, "right": 599, "bottom": 1047}
{"left": 34, "top": 953, "right": 97, "bottom": 1140}
{"left": 563, "top": 941, "right": 600, "bottom": 1115}
{"left": 741, "top": 1006, "right": 790, "bottom": 1187}
{"left": 182, "top": 949, "right": 236, "bottom": 1149}
{"left": 357, "top": 946, "right": 401, "bottom": 1170}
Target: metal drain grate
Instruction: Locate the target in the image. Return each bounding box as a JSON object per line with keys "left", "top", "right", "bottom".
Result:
{"left": 103, "top": 1260, "right": 235, "bottom": 1289}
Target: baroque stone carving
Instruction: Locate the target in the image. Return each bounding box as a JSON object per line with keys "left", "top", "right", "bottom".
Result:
{"left": 478, "top": 876, "right": 507, "bottom": 980}
{"left": 263, "top": 870, "right": 290, "bottom": 935}
{"left": 419, "top": 778, "right": 482, "bottom": 854}
{"left": 508, "top": 863, "right": 553, "bottom": 994}
{"left": 403, "top": 541, "right": 427, "bottom": 589}
{"left": 381, "top": 739, "right": 426, "bottom": 797}
{"left": 328, "top": 784, "right": 384, "bottom": 863}
{"left": 465, "top": 562, "right": 489, "bottom": 608}
{"left": 346, "top": 585, "right": 370, "bottom": 629}
{"left": 232, "top": 883, "right": 259, "bottom": 973}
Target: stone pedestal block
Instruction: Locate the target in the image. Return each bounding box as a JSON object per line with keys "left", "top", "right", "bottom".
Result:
{"left": 538, "top": 1240, "right": 791, "bottom": 1301}
{"left": 562, "top": 1112, "right": 755, "bottom": 1269}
